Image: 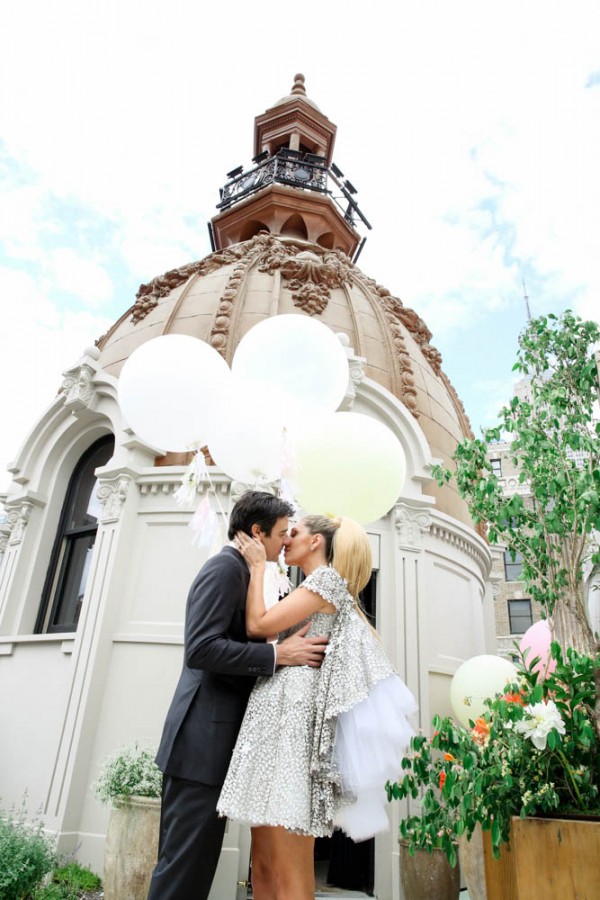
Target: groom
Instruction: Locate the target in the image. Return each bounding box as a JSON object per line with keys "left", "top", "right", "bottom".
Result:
{"left": 147, "top": 491, "right": 327, "bottom": 900}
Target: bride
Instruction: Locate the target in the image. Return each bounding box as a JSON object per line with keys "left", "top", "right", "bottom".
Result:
{"left": 217, "top": 514, "right": 417, "bottom": 900}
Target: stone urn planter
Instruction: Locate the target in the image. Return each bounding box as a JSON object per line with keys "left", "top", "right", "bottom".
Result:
{"left": 399, "top": 840, "right": 460, "bottom": 900}
{"left": 458, "top": 823, "right": 487, "bottom": 900}
{"left": 103, "top": 795, "right": 161, "bottom": 900}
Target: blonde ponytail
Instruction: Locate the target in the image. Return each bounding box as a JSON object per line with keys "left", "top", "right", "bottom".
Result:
{"left": 331, "top": 517, "right": 372, "bottom": 598}
{"left": 303, "top": 514, "right": 376, "bottom": 632}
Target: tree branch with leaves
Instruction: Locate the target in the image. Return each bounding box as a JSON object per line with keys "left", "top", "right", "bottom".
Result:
{"left": 433, "top": 310, "right": 600, "bottom": 734}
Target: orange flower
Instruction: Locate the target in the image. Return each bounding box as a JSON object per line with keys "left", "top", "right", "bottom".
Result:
{"left": 439, "top": 771, "right": 446, "bottom": 790}
{"left": 502, "top": 691, "right": 525, "bottom": 705}
{"left": 444, "top": 752, "right": 456, "bottom": 762}
{"left": 472, "top": 717, "right": 490, "bottom": 745}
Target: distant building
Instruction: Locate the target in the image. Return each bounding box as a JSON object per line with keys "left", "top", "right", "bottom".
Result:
{"left": 487, "top": 375, "right": 600, "bottom": 658}
{"left": 486, "top": 421, "right": 544, "bottom": 659}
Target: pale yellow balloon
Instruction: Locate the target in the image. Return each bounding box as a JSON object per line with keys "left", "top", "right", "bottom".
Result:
{"left": 291, "top": 412, "right": 406, "bottom": 524}
{"left": 450, "top": 655, "right": 518, "bottom": 728}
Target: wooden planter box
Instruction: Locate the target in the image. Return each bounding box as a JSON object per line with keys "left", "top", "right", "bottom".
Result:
{"left": 483, "top": 815, "right": 600, "bottom": 900}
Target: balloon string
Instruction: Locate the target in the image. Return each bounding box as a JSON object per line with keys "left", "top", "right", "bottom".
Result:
{"left": 279, "top": 428, "right": 299, "bottom": 512}
{"left": 175, "top": 451, "right": 230, "bottom": 552}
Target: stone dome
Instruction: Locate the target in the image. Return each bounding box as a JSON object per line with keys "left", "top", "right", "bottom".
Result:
{"left": 97, "top": 233, "right": 474, "bottom": 524}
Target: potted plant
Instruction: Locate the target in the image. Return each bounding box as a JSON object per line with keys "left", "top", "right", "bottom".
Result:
{"left": 388, "top": 643, "right": 599, "bottom": 899}
{"left": 427, "top": 309, "right": 600, "bottom": 897}
{"left": 386, "top": 733, "right": 464, "bottom": 900}
{"left": 93, "top": 743, "right": 162, "bottom": 900}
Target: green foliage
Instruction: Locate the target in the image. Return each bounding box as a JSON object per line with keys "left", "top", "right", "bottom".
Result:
{"left": 31, "top": 861, "right": 102, "bottom": 899}
{"left": 387, "top": 646, "right": 599, "bottom": 861}
{"left": 0, "top": 800, "right": 56, "bottom": 900}
{"left": 31, "top": 884, "right": 66, "bottom": 900}
{"left": 432, "top": 310, "right": 600, "bottom": 646}
{"left": 386, "top": 726, "right": 473, "bottom": 868}
{"left": 92, "top": 743, "right": 162, "bottom": 805}
{"left": 53, "top": 861, "right": 101, "bottom": 891}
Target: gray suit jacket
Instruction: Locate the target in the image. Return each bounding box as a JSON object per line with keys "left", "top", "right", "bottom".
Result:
{"left": 155, "top": 545, "right": 275, "bottom": 785}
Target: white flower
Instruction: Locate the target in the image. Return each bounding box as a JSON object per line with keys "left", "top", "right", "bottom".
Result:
{"left": 514, "top": 699, "right": 566, "bottom": 750}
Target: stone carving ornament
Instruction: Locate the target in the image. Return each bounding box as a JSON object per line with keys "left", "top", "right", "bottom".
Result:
{"left": 61, "top": 364, "right": 95, "bottom": 409}
{"left": 207, "top": 235, "right": 354, "bottom": 355}
{"left": 130, "top": 241, "right": 257, "bottom": 325}
{"left": 273, "top": 249, "right": 353, "bottom": 315}
{"left": 120, "top": 234, "right": 470, "bottom": 431}
{"left": 6, "top": 500, "right": 33, "bottom": 546}
{"left": 97, "top": 477, "right": 130, "bottom": 523}
{"left": 339, "top": 352, "right": 366, "bottom": 410}
{"left": 393, "top": 503, "right": 432, "bottom": 551}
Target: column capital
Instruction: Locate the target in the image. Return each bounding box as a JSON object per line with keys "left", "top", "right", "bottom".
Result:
{"left": 97, "top": 474, "right": 132, "bottom": 524}
{"left": 393, "top": 501, "right": 432, "bottom": 551}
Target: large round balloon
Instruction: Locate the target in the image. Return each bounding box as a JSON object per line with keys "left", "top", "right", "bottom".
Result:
{"left": 519, "top": 620, "right": 556, "bottom": 679}
{"left": 231, "top": 315, "right": 349, "bottom": 420}
{"left": 118, "top": 335, "right": 231, "bottom": 451}
{"left": 290, "top": 412, "right": 406, "bottom": 523}
{"left": 450, "top": 655, "right": 518, "bottom": 728}
{"left": 206, "top": 381, "right": 286, "bottom": 484}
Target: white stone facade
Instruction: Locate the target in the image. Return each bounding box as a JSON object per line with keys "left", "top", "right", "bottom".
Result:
{"left": 0, "top": 347, "right": 492, "bottom": 900}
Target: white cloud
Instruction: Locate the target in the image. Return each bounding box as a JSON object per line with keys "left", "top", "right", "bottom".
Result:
{"left": 1, "top": 0, "right": 599, "bottom": 481}
{"left": 0, "top": 178, "right": 51, "bottom": 261}
{"left": 46, "top": 248, "right": 113, "bottom": 306}
{"left": 0, "top": 267, "right": 113, "bottom": 488}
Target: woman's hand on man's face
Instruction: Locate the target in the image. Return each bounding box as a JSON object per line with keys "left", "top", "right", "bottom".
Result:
{"left": 235, "top": 530, "right": 267, "bottom": 566}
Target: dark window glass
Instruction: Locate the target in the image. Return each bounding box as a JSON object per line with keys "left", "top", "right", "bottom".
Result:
{"left": 508, "top": 599, "right": 532, "bottom": 634}
{"left": 289, "top": 568, "right": 377, "bottom": 627}
{"left": 359, "top": 571, "right": 377, "bottom": 627}
{"left": 36, "top": 436, "right": 114, "bottom": 634}
{"left": 504, "top": 549, "right": 524, "bottom": 581}
{"left": 490, "top": 458, "right": 502, "bottom": 477}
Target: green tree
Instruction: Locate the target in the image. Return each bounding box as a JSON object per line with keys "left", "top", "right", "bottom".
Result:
{"left": 433, "top": 311, "right": 599, "bottom": 727}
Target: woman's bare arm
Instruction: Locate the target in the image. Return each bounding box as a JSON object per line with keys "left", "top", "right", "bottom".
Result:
{"left": 237, "top": 533, "right": 335, "bottom": 638}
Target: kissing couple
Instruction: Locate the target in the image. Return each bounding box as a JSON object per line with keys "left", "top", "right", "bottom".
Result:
{"left": 148, "top": 490, "right": 417, "bottom": 900}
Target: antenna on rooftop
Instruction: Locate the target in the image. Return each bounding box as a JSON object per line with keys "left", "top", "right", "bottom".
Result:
{"left": 522, "top": 277, "right": 532, "bottom": 323}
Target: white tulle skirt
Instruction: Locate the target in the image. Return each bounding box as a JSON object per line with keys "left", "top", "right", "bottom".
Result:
{"left": 332, "top": 673, "right": 418, "bottom": 842}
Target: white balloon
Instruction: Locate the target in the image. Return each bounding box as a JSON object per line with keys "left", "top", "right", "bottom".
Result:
{"left": 290, "top": 412, "right": 407, "bottom": 523}
{"left": 118, "top": 335, "right": 231, "bottom": 452}
{"left": 232, "top": 314, "right": 349, "bottom": 420}
{"left": 206, "top": 381, "right": 286, "bottom": 484}
{"left": 450, "top": 655, "right": 518, "bottom": 729}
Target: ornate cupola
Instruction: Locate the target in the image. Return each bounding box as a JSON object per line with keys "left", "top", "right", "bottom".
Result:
{"left": 98, "top": 74, "right": 475, "bottom": 522}
{"left": 209, "top": 74, "right": 370, "bottom": 260}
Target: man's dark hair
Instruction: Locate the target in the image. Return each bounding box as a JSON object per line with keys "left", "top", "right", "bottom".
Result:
{"left": 228, "top": 491, "right": 294, "bottom": 540}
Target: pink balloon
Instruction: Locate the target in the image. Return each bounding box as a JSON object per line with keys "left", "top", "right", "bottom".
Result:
{"left": 519, "top": 621, "right": 556, "bottom": 679}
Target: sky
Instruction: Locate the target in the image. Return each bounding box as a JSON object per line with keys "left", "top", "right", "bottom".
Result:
{"left": 1, "top": 0, "right": 599, "bottom": 492}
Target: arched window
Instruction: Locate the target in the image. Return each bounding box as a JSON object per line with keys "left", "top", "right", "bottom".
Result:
{"left": 36, "top": 436, "right": 114, "bottom": 634}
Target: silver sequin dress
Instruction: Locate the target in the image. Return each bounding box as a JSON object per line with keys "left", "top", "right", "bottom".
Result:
{"left": 217, "top": 566, "right": 416, "bottom": 839}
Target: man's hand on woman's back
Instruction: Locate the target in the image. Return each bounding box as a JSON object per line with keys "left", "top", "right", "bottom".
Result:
{"left": 276, "top": 622, "right": 328, "bottom": 668}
